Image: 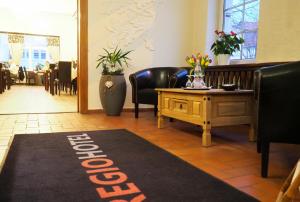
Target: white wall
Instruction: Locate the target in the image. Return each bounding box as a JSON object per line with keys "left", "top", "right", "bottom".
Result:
{"left": 0, "top": 8, "right": 77, "bottom": 61}
{"left": 256, "top": 0, "right": 300, "bottom": 62}
{"left": 88, "top": 0, "right": 201, "bottom": 110}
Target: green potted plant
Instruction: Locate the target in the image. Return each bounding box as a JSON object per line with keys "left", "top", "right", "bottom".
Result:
{"left": 210, "top": 30, "right": 244, "bottom": 65}
{"left": 96, "top": 47, "right": 132, "bottom": 116}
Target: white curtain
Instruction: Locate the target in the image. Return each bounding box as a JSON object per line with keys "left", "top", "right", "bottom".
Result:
{"left": 8, "top": 34, "right": 24, "bottom": 68}
{"left": 47, "top": 37, "right": 60, "bottom": 63}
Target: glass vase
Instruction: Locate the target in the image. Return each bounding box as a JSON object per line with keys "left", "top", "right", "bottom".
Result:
{"left": 192, "top": 75, "right": 206, "bottom": 89}
{"left": 192, "top": 63, "right": 206, "bottom": 88}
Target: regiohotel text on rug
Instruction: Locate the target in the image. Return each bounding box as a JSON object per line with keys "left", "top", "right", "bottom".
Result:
{"left": 67, "top": 133, "right": 146, "bottom": 201}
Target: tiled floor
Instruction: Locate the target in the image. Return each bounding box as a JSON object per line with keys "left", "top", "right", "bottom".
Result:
{"left": 0, "top": 112, "right": 299, "bottom": 201}
{"left": 0, "top": 85, "right": 77, "bottom": 114}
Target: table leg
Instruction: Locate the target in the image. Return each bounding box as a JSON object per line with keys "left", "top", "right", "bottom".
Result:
{"left": 202, "top": 96, "right": 212, "bottom": 146}
{"left": 248, "top": 123, "right": 256, "bottom": 142}
{"left": 157, "top": 91, "right": 164, "bottom": 129}
{"left": 158, "top": 115, "right": 164, "bottom": 129}
{"left": 202, "top": 128, "right": 212, "bottom": 146}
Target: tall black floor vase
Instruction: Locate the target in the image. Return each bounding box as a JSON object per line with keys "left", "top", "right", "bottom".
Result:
{"left": 99, "top": 75, "right": 126, "bottom": 116}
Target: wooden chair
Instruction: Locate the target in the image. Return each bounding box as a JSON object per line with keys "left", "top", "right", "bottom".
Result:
{"left": 17, "top": 66, "right": 25, "bottom": 83}
{"left": 3, "top": 69, "right": 11, "bottom": 90}
{"left": 276, "top": 160, "right": 300, "bottom": 202}
{"left": 0, "top": 63, "right": 3, "bottom": 94}
{"left": 45, "top": 64, "right": 56, "bottom": 92}
{"left": 0, "top": 64, "right": 11, "bottom": 93}
{"left": 57, "top": 61, "right": 72, "bottom": 95}
{"left": 24, "top": 67, "right": 36, "bottom": 85}
{"left": 71, "top": 77, "right": 77, "bottom": 95}
{"left": 44, "top": 70, "right": 50, "bottom": 91}
{"left": 49, "top": 68, "right": 58, "bottom": 95}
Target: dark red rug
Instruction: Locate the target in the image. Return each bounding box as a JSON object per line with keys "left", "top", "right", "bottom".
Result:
{"left": 0, "top": 129, "right": 258, "bottom": 202}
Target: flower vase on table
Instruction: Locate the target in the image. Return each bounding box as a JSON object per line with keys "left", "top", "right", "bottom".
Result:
{"left": 185, "top": 53, "right": 212, "bottom": 89}
{"left": 192, "top": 76, "right": 206, "bottom": 88}
{"left": 192, "top": 60, "right": 206, "bottom": 89}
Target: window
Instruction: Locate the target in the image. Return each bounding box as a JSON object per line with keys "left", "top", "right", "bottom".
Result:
{"left": 0, "top": 32, "right": 59, "bottom": 70}
{"left": 41, "top": 51, "right": 46, "bottom": 59}
{"left": 33, "top": 50, "right": 39, "bottom": 59}
{"left": 0, "top": 34, "right": 10, "bottom": 62}
{"left": 223, "top": 0, "right": 260, "bottom": 60}
{"left": 21, "top": 36, "right": 49, "bottom": 69}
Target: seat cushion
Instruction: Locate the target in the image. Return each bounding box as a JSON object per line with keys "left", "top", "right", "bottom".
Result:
{"left": 137, "top": 88, "right": 158, "bottom": 105}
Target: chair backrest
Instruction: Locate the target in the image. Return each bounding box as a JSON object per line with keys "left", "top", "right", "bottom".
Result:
{"left": 27, "top": 71, "right": 36, "bottom": 79}
{"left": 133, "top": 67, "right": 181, "bottom": 89}
{"left": 256, "top": 61, "right": 300, "bottom": 142}
{"left": 150, "top": 67, "right": 181, "bottom": 88}
{"left": 0, "top": 64, "right": 3, "bottom": 93}
{"left": 58, "top": 61, "right": 72, "bottom": 83}
{"left": 18, "top": 66, "right": 25, "bottom": 81}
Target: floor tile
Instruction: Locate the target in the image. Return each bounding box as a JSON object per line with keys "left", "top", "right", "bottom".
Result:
{"left": 0, "top": 112, "right": 298, "bottom": 201}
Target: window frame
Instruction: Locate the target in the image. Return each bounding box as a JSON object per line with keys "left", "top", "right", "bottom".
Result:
{"left": 222, "top": 0, "right": 260, "bottom": 63}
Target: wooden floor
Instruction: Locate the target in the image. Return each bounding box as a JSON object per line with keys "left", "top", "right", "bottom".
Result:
{"left": 0, "top": 85, "right": 77, "bottom": 114}
{"left": 0, "top": 111, "right": 299, "bottom": 201}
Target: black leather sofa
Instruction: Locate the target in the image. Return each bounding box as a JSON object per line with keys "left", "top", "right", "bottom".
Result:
{"left": 129, "top": 67, "right": 188, "bottom": 118}
{"left": 255, "top": 61, "right": 300, "bottom": 177}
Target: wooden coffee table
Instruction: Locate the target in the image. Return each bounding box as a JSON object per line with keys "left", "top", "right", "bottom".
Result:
{"left": 156, "top": 88, "right": 255, "bottom": 146}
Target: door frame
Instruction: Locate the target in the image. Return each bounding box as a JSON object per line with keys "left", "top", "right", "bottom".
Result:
{"left": 77, "top": 0, "right": 88, "bottom": 113}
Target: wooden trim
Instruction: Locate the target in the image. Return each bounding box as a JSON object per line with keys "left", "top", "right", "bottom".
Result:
{"left": 0, "top": 31, "right": 59, "bottom": 38}
{"left": 207, "top": 61, "right": 291, "bottom": 70}
{"left": 87, "top": 108, "right": 154, "bottom": 114}
{"left": 78, "top": 0, "right": 88, "bottom": 113}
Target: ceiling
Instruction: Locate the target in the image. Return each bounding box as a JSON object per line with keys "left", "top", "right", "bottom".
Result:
{"left": 0, "top": 0, "right": 77, "bottom": 15}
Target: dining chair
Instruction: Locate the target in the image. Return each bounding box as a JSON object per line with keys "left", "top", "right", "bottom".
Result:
{"left": 57, "top": 61, "right": 72, "bottom": 95}
{"left": 24, "top": 67, "right": 36, "bottom": 85}
{"left": 0, "top": 63, "right": 3, "bottom": 93}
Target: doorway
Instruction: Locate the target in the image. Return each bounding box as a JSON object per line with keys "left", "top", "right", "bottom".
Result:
{"left": 0, "top": 0, "right": 79, "bottom": 114}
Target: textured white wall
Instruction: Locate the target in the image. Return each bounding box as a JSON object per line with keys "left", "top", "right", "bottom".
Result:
{"left": 0, "top": 8, "right": 77, "bottom": 61}
{"left": 256, "top": 0, "right": 300, "bottom": 62}
{"left": 88, "top": 0, "right": 200, "bottom": 110}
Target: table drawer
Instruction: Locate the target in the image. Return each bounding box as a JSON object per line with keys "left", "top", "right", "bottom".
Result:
{"left": 172, "top": 99, "right": 188, "bottom": 114}
{"left": 161, "top": 93, "right": 205, "bottom": 123}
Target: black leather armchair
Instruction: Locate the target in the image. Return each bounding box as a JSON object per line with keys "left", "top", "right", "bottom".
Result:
{"left": 255, "top": 61, "right": 300, "bottom": 177}
{"left": 129, "top": 67, "right": 188, "bottom": 118}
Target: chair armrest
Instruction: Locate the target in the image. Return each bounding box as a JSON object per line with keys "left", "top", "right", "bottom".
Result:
{"left": 129, "top": 69, "right": 152, "bottom": 89}
{"left": 169, "top": 69, "right": 188, "bottom": 88}
{"left": 129, "top": 69, "right": 152, "bottom": 103}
